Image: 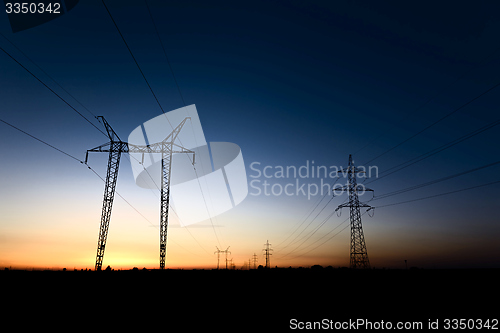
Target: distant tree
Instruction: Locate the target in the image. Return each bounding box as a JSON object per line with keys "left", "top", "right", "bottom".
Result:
{"left": 105, "top": 265, "right": 112, "bottom": 271}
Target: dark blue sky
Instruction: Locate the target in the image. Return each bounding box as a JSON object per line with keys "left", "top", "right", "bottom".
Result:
{"left": 1, "top": 0, "right": 499, "bottom": 269}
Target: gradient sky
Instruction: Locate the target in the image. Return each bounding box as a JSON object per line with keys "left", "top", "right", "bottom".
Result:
{"left": 1, "top": 0, "right": 499, "bottom": 270}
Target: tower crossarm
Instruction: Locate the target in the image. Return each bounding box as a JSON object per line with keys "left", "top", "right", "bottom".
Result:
{"left": 86, "top": 142, "right": 195, "bottom": 162}
{"left": 127, "top": 142, "right": 194, "bottom": 155}
{"left": 335, "top": 202, "right": 373, "bottom": 210}
{"left": 161, "top": 117, "right": 191, "bottom": 144}
{"left": 97, "top": 116, "right": 121, "bottom": 142}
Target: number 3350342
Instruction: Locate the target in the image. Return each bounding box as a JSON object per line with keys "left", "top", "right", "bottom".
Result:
{"left": 6, "top": 3, "right": 61, "bottom": 14}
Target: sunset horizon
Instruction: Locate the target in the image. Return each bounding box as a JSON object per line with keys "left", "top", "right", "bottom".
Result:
{"left": 1, "top": 1, "right": 499, "bottom": 328}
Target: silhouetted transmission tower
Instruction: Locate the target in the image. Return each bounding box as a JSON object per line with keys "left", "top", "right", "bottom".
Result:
{"left": 263, "top": 240, "right": 273, "bottom": 268}
{"left": 86, "top": 116, "right": 194, "bottom": 271}
{"left": 252, "top": 253, "right": 258, "bottom": 269}
{"left": 335, "top": 155, "right": 374, "bottom": 269}
{"left": 214, "top": 246, "right": 231, "bottom": 270}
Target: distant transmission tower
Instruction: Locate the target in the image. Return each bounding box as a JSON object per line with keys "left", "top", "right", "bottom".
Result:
{"left": 335, "top": 155, "right": 374, "bottom": 269}
{"left": 263, "top": 240, "right": 273, "bottom": 268}
{"left": 214, "top": 246, "right": 231, "bottom": 269}
{"left": 252, "top": 253, "right": 258, "bottom": 269}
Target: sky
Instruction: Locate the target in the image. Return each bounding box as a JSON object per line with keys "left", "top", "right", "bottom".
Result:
{"left": 1, "top": 0, "right": 499, "bottom": 270}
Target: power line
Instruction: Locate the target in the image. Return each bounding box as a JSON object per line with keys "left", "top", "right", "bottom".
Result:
{"left": 143, "top": 1, "right": 213, "bottom": 228}
{"left": 280, "top": 221, "right": 350, "bottom": 261}
{"left": 101, "top": 0, "right": 194, "bottom": 160}
{"left": 142, "top": 0, "right": 224, "bottom": 248}
{"left": 376, "top": 179, "right": 500, "bottom": 209}
{"left": 276, "top": 196, "right": 335, "bottom": 253}
{"left": 101, "top": 0, "right": 191, "bottom": 158}
{"left": 282, "top": 165, "right": 500, "bottom": 261}
{"left": 102, "top": 2, "right": 222, "bottom": 248}
{"left": 0, "top": 117, "right": 84, "bottom": 163}
{"left": 1, "top": 117, "right": 143, "bottom": 223}
{"left": 89, "top": 157, "right": 210, "bottom": 260}
{"left": 123, "top": 154, "right": 212, "bottom": 257}
{"left": 283, "top": 172, "right": 497, "bottom": 260}
{"left": 275, "top": 188, "right": 350, "bottom": 259}
{"left": 372, "top": 160, "right": 500, "bottom": 201}
{"left": 1, "top": 116, "right": 207, "bottom": 260}
{"left": 277, "top": 78, "right": 500, "bottom": 263}
{"left": 353, "top": 45, "right": 500, "bottom": 157}
{"left": 276, "top": 196, "right": 350, "bottom": 259}
{"left": 144, "top": 0, "right": 186, "bottom": 106}
{"left": 362, "top": 80, "right": 500, "bottom": 166}
{"left": 383, "top": 120, "right": 500, "bottom": 176}
{"left": 0, "top": 44, "right": 107, "bottom": 137}
{"left": 279, "top": 211, "right": 369, "bottom": 262}
{"left": 0, "top": 33, "right": 101, "bottom": 123}
{"left": 365, "top": 118, "right": 500, "bottom": 185}
{"left": 101, "top": 0, "right": 167, "bottom": 115}
{"left": 277, "top": 156, "right": 374, "bottom": 264}
{"left": 275, "top": 208, "right": 337, "bottom": 260}
{"left": 275, "top": 177, "right": 340, "bottom": 251}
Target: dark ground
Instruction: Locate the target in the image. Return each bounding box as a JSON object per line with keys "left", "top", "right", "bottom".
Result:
{"left": 2, "top": 268, "right": 498, "bottom": 331}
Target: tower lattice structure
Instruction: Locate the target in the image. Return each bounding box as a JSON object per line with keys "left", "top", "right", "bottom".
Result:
{"left": 335, "top": 155, "right": 373, "bottom": 269}
{"left": 86, "top": 116, "right": 194, "bottom": 270}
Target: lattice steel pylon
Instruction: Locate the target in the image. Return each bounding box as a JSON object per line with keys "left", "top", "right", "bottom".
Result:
{"left": 252, "top": 253, "right": 258, "bottom": 269}
{"left": 263, "top": 240, "right": 273, "bottom": 268}
{"left": 214, "top": 246, "right": 231, "bottom": 270}
{"left": 86, "top": 116, "right": 194, "bottom": 270}
{"left": 86, "top": 117, "right": 127, "bottom": 271}
{"left": 335, "top": 155, "right": 374, "bottom": 269}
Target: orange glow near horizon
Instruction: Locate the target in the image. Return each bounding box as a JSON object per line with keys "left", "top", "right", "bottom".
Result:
{"left": 1, "top": 185, "right": 499, "bottom": 270}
